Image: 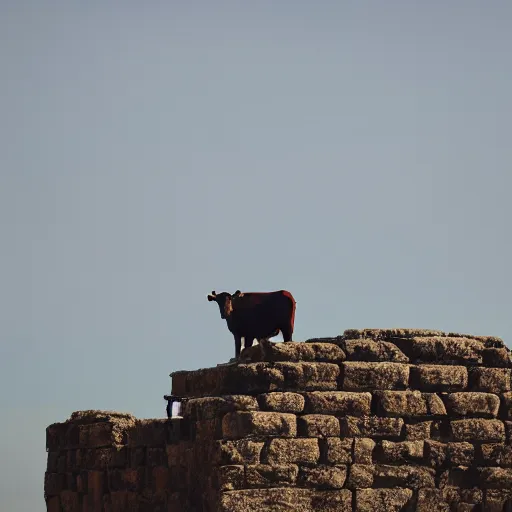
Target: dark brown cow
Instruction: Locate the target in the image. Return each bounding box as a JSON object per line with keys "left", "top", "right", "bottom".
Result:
{"left": 207, "top": 289, "right": 296, "bottom": 358}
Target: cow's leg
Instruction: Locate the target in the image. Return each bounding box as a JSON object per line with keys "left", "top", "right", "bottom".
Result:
{"left": 245, "top": 335, "right": 255, "bottom": 349}
{"left": 234, "top": 335, "right": 242, "bottom": 358}
{"left": 281, "top": 324, "right": 293, "bottom": 342}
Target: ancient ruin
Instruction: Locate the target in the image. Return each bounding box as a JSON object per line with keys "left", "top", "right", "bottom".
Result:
{"left": 45, "top": 328, "right": 512, "bottom": 511}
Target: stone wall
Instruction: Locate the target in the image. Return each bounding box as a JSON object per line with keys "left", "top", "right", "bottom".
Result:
{"left": 45, "top": 328, "right": 512, "bottom": 511}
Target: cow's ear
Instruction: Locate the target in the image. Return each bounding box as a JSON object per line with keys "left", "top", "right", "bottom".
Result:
{"left": 233, "top": 290, "right": 241, "bottom": 296}
{"left": 207, "top": 294, "right": 216, "bottom": 302}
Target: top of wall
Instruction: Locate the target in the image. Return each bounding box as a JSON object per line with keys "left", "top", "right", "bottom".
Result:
{"left": 170, "top": 328, "right": 510, "bottom": 399}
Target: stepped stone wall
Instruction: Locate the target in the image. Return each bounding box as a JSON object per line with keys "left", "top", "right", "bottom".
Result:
{"left": 45, "top": 328, "right": 512, "bottom": 511}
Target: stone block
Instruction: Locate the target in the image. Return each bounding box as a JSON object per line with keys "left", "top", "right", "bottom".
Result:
{"left": 442, "top": 392, "right": 500, "bottom": 418}
{"left": 151, "top": 466, "right": 170, "bottom": 493}
{"left": 355, "top": 488, "right": 414, "bottom": 511}
{"left": 46, "top": 496, "right": 60, "bottom": 512}
{"left": 415, "top": 489, "right": 450, "bottom": 511}
{"left": 470, "top": 367, "right": 511, "bottom": 393}
{"left": 275, "top": 362, "right": 340, "bottom": 391}
{"left": 377, "top": 440, "right": 424, "bottom": 463}
{"left": 303, "top": 391, "right": 371, "bottom": 416}
{"left": 265, "top": 438, "right": 320, "bottom": 465}
{"left": 322, "top": 437, "right": 353, "bottom": 464}
{"left": 410, "top": 365, "right": 468, "bottom": 391}
{"left": 374, "top": 390, "right": 446, "bottom": 417}
{"left": 346, "top": 464, "right": 374, "bottom": 489}
{"left": 257, "top": 341, "right": 346, "bottom": 363}
{"left": 373, "top": 464, "right": 436, "bottom": 489}
{"left": 46, "top": 422, "right": 80, "bottom": 451}
{"left": 404, "top": 421, "right": 432, "bottom": 440}
{"left": 343, "top": 339, "right": 409, "bottom": 362}
{"left": 442, "top": 486, "right": 483, "bottom": 508}
{"left": 394, "top": 336, "right": 484, "bottom": 364}
{"left": 451, "top": 419, "right": 505, "bottom": 442}
{"left": 440, "top": 467, "right": 479, "bottom": 488}
{"left": 219, "top": 488, "right": 352, "bottom": 512}
{"left": 484, "top": 489, "right": 512, "bottom": 511}
{"left": 342, "top": 362, "right": 409, "bottom": 391}
{"left": 353, "top": 438, "right": 375, "bottom": 464}
{"left": 83, "top": 447, "right": 126, "bottom": 469}
{"left": 211, "top": 440, "right": 264, "bottom": 465}
{"left": 127, "top": 419, "right": 168, "bottom": 447}
{"left": 184, "top": 395, "right": 258, "bottom": 421}
{"left": 298, "top": 465, "right": 347, "bottom": 489}
{"left": 245, "top": 464, "right": 298, "bottom": 487}
{"left": 501, "top": 392, "right": 512, "bottom": 419}
{"left": 147, "top": 447, "right": 167, "bottom": 466}
{"left": 44, "top": 472, "right": 66, "bottom": 497}
{"left": 258, "top": 392, "right": 305, "bottom": 413}
{"left": 215, "top": 465, "right": 245, "bottom": 491}
{"left": 298, "top": 415, "right": 340, "bottom": 437}
{"left": 425, "top": 441, "right": 474, "bottom": 467}
{"left": 483, "top": 348, "right": 512, "bottom": 368}
{"left": 343, "top": 328, "right": 446, "bottom": 340}
{"left": 479, "top": 467, "right": 512, "bottom": 488}
{"left": 481, "top": 443, "right": 512, "bottom": 467}
{"left": 222, "top": 411, "right": 296, "bottom": 440}
{"left": 60, "top": 491, "right": 79, "bottom": 512}
{"left": 166, "top": 442, "right": 191, "bottom": 467}
{"left": 341, "top": 416, "right": 403, "bottom": 438}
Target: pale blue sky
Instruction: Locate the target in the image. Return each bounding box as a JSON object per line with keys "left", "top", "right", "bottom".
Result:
{"left": 1, "top": 1, "right": 512, "bottom": 510}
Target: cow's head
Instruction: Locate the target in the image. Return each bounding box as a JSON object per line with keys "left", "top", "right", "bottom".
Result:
{"left": 207, "top": 290, "right": 234, "bottom": 319}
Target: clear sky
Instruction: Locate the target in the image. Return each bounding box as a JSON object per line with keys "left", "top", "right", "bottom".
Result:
{"left": 1, "top": 1, "right": 511, "bottom": 510}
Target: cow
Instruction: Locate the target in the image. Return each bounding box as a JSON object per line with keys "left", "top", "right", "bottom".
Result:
{"left": 207, "top": 289, "right": 296, "bottom": 358}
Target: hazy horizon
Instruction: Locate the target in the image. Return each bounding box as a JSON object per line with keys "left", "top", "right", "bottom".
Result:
{"left": 1, "top": 1, "right": 512, "bottom": 510}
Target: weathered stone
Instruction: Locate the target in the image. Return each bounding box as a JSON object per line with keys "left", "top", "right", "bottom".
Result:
{"left": 410, "top": 365, "right": 468, "bottom": 392}
{"left": 211, "top": 440, "right": 264, "bottom": 465}
{"left": 442, "top": 486, "right": 483, "bottom": 507}
{"left": 479, "top": 467, "right": 512, "bottom": 488}
{"left": 151, "top": 466, "right": 169, "bottom": 494}
{"left": 501, "top": 392, "right": 512, "bottom": 419}
{"left": 415, "top": 488, "right": 450, "bottom": 511}
{"left": 449, "top": 442, "right": 474, "bottom": 466}
{"left": 265, "top": 438, "right": 320, "bottom": 465}
{"left": 258, "top": 392, "right": 305, "bottom": 413}
{"left": 353, "top": 438, "right": 375, "bottom": 464}
{"left": 374, "top": 390, "right": 446, "bottom": 417}
{"left": 298, "top": 415, "right": 340, "bottom": 437}
{"left": 446, "top": 333, "right": 505, "bottom": 348}
{"left": 343, "top": 339, "right": 409, "bottom": 363}
{"left": 127, "top": 419, "right": 169, "bottom": 446}
{"left": 343, "top": 328, "right": 446, "bottom": 340}
{"left": 59, "top": 490, "right": 79, "bottom": 512}
{"left": 355, "top": 488, "right": 414, "bottom": 511}
{"left": 341, "top": 416, "right": 403, "bottom": 438}
{"left": 298, "top": 465, "right": 347, "bottom": 489}
{"left": 245, "top": 464, "right": 298, "bottom": 487}
{"left": 425, "top": 441, "right": 474, "bottom": 467}
{"left": 46, "top": 422, "right": 80, "bottom": 451}
{"left": 394, "top": 336, "right": 484, "bottom": 364}
{"left": 303, "top": 391, "right": 371, "bottom": 416}
{"left": 439, "top": 467, "right": 479, "bottom": 489}
{"left": 442, "top": 392, "right": 500, "bottom": 418}
{"left": 451, "top": 419, "right": 505, "bottom": 442}
{"left": 346, "top": 464, "right": 374, "bottom": 489}
{"left": 323, "top": 438, "right": 353, "bottom": 464}
{"left": 483, "top": 348, "right": 512, "bottom": 368}
{"left": 470, "top": 367, "right": 511, "bottom": 393}
{"left": 219, "top": 488, "right": 352, "bottom": 512}
{"left": 484, "top": 489, "right": 512, "bottom": 511}
{"left": 79, "top": 422, "right": 127, "bottom": 448}
{"left": 481, "top": 443, "right": 512, "bottom": 467}
{"left": 342, "top": 362, "right": 409, "bottom": 390}
{"left": 44, "top": 472, "right": 66, "bottom": 497}
{"left": 222, "top": 411, "right": 297, "bottom": 440}
{"left": 184, "top": 395, "right": 258, "bottom": 420}
{"left": 377, "top": 440, "right": 424, "bottom": 463}
{"left": 214, "top": 465, "right": 245, "bottom": 491}
{"left": 245, "top": 340, "right": 346, "bottom": 363}
{"left": 404, "top": 421, "right": 432, "bottom": 440}
{"left": 373, "top": 464, "right": 436, "bottom": 488}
